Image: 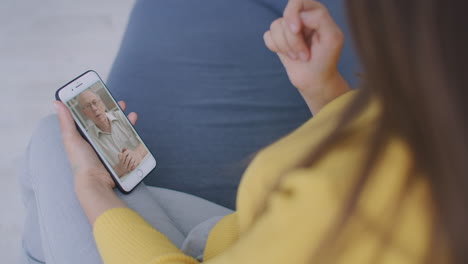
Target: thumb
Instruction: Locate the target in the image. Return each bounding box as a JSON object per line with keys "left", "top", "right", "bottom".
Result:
{"left": 53, "top": 101, "right": 80, "bottom": 142}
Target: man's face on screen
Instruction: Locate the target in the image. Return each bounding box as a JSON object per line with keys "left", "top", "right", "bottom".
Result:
{"left": 78, "top": 90, "right": 107, "bottom": 126}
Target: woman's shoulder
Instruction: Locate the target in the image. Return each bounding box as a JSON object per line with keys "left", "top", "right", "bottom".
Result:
{"left": 238, "top": 90, "right": 434, "bottom": 259}
{"left": 259, "top": 138, "right": 432, "bottom": 263}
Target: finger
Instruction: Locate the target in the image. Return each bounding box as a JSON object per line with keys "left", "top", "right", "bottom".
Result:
{"left": 264, "top": 31, "right": 279, "bottom": 53}
{"left": 53, "top": 101, "right": 81, "bottom": 143}
{"left": 123, "top": 152, "right": 132, "bottom": 169}
{"left": 130, "top": 159, "right": 137, "bottom": 170}
{"left": 127, "top": 156, "right": 136, "bottom": 171}
{"left": 278, "top": 19, "right": 299, "bottom": 60}
{"left": 118, "top": 101, "right": 126, "bottom": 111}
{"left": 281, "top": 19, "right": 309, "bottom": 61}
{"left": 283, "top": 0, "right": 304, "bottom": 33}
{"left": 283, "top": 0, "right": 323, "bottom": 33}
{"left": 127, "top": 112, "right": 138, "bottom": 126}
{"left": 300, "top": 9, "right": 342, "bottom": 44}
{"left": 120, "top": 150, "right": 127, "bottom": 163}
{"left": 270, "top": 19, "right": 295, "bottom": 59}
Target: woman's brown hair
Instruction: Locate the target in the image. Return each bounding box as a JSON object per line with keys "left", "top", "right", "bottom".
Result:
{"left": 258, "top": 0, "right": 468, "bottom": 263}
{"left": 345, "top": 0, "right": 468, "bottom": 262}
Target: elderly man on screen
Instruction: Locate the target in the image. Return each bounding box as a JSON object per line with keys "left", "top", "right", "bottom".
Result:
{"left": 78, "top": 90, "right": 148, "bottom": 178}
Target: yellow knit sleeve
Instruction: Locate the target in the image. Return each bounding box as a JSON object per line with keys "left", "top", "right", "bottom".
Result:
{"left": 201, "top": 169, "right": 342, "bottom": 264}
{"left": 93, "top": 207, "right": 198, "bottom": 264}
{"left": 203, "top": 213, "right": 239, "bottom": 261}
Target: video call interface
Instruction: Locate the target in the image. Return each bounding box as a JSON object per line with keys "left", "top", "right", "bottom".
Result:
{"left": 66, "top": 81, "right": 149, "bottom": 181}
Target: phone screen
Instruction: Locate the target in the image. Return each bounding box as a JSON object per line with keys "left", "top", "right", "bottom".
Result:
{"left": 58, "top": 72, "right": 156, "bottom": 191}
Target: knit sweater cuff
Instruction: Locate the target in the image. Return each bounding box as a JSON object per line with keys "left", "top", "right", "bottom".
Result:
{"left": 93, "top": 207, "right": 198, "bottom": 264}
{"left": 203, "top": 213, "right": 239, "bottom": 261}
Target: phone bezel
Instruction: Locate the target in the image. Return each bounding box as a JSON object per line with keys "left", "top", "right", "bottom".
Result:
{"left": 55, "top": 70, "right": 156, "bottom": 193}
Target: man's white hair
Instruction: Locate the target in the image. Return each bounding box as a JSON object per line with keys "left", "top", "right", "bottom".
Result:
{"left": 77, "top": 90, "right": 101, "bottom": 107}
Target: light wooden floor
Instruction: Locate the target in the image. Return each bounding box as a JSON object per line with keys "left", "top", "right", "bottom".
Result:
{"left": 0, "top": 0, "right": 135, "bottom": 262}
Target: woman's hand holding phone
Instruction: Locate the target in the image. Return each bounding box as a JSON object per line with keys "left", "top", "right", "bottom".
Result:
{"left": 263, "top": 0, "right": 350, "bottom": 114}
{"left": 53, "top": 99, "right": 138, "bottom": 225}
{"left": 54, "top": 100, "right": 138, "bottom": 190}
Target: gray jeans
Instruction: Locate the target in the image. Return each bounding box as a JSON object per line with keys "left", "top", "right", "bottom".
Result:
{"left": 18, "top": 115, "right": 233, "bottom": 263}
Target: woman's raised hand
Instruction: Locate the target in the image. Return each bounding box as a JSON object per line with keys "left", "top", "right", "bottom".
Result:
{"left": 264, "top": 0, "right": 349, "bottom": 113}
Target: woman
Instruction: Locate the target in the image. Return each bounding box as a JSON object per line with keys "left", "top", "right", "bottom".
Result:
{"left": 30, "top": 0, "right": 467, "bottom": 263}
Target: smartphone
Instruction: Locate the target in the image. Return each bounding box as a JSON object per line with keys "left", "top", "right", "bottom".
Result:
{"left": 55, "top": 70, "right": 156, "bottom": 193}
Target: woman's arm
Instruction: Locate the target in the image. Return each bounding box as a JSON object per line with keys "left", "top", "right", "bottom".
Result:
{"left": 299, "top": 73, "right": 351, "bottom": 115}
{"left": 75, "top": 179, "right": 126, "bottom": 226}
{"left": 54, "top": 100, "right": 133, "bottom": 226}
{"left": 55, "top": 100, "right": 199, "bottom": 264}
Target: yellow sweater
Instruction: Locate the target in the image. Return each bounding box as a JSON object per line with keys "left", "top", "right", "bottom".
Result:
{"left": 93, "top": 91, "right": 434, "bottom": 263}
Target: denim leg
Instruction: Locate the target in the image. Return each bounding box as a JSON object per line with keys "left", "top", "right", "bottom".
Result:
{"left": 146, "top": 187, "right": 234, "bottom": 261}
{"left": 18, "top": 115, "right": 186, "bottom": 264}
{"left": 147, "top": 187, "right": 233, "bottom": 237}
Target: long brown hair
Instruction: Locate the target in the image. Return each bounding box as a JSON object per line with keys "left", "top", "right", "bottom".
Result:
{"left": 346, "top": 0, "right": 468, "bottom": 262}
{"left": 257, "top": 0, "right": 468, "bottom": 263}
